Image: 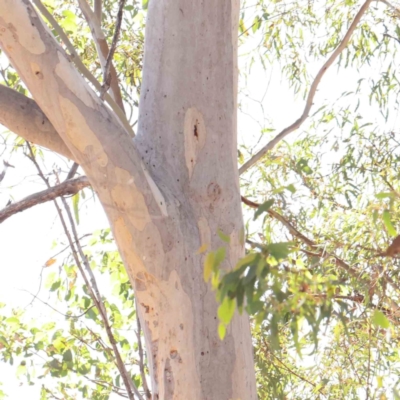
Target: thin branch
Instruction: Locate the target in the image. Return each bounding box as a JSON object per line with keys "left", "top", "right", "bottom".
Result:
{"left": 239, "top": 0, "right": 373, "bottom": 175}
{"left": 66, "top": 162, "right": 80, "bottom": 180}
{"left": 0, "top": 159, "right": 14, "bottom": 183}
{"left": 380, "top": 0, "right": 400, "bottom": 17}
{"left": 100, "top": 0, "right": 127, "bottom": 99}
{"left": 366, "top": 323, "right": 371, "bottom": 400}
{"left": 0, "top": 176, "right": 90, "bottom": 223}
{"left": 22, "top": 289, "right": 95, "bottom": 319}
{"left": 241, "top": 196, "right": 359, "bottom": 278}
{"left": 136, "top": 309, "right": 151, "bottom": 399}
{"left": 94, "top": 0, "right": 102, "bottom": 22}
{"left": 261, "top": 338, "right": 326, "bottom": 396}
{"left": 25, "top": 146, "right": 142, "bottom": 400}
{"left": 32, "top": 0, "right": 133, "bottom": 137}
{"left": 54, "top": 174, "right": 143, "bottom": 400}
{"left": 77, "top": 0, "right": 125, "bottom": 111}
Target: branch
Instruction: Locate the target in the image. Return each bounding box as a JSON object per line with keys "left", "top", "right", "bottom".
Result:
{"left": 380, "top": 0, "right": 400, "bottom": 17}
{"left": 56, "top": 177, "right": 143, "bottom": 400}
{"left": 238, "top": 0, "right": 373, "bottom": 175}
{"left": 0, "top": 176, "right": 89, "bottom": 223}
{"left": 241, "top": 196, "right": 359, "bottom": 278}
{"left": 25, "top": 147, "right": 142, "bottom": 400}
{"left": 77, "top": 0, "right": 125, "bottom": 111}
{"left": 94, "top": 0, "right": 102, "bottom": 23}
{"left": 66, "top": 162, "right": 80, "bottom": 180}
{"left": 23, "top": 289, "right": 95, "bottom": 319}
{"left": 0, "top": 0, "right": 141, "bottom": 175}
{"left": 261, "top": 339, "right": 325, "bottom": 395}
{"left": 136, "top": 310, "right": 151, "bottom": 399}
{"left": 0, "top": 85, "right": 73, "bottom": 160}
{"left": 100, "top": 0, "right": 126, "bottom": 99}
{"left": 32, "top": 0, "right": 133, "bottom": 137}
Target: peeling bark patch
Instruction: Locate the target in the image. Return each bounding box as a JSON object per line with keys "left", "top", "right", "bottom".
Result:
{"left": 111, "top": 167, "right": 151, "bottom": 231}
{"left": 113, "top": 217, "right": 146, "bottom": 274}
{"left": 197, "top": 217, "right": 211, "bottom": 249}
{"left": 184, "top": 108, "right": 206, "bottom": 178}
{"left": 135, "top": 271, "right": 149, "bottom": 291}
{"left": 55, "top": 52, "right": 95, "bottom": 108}
{"left": 0, "top": 2, "right": 45, "bottom": 54}
{"left": 58, "top": 97, "right": 108, "bottom": 167}
{"left": 163, "top": 358, "right": 175, "bottom": 399}
{"left": 135, "top": 278, "right": 147, "bottom": 291}
{"left": 229, "top": 229, "right": 244, "bottom": 269}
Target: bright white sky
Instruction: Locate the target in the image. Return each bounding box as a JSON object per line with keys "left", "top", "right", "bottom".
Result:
{"left": 0, "top": 1, "right": 399, "bottom": 399}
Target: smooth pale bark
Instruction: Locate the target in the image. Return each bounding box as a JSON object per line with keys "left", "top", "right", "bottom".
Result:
{"left": 0, "top": 85, "right": 73, "bottom": 159}
{"left": 0, "top": 1, "right": 257, "bottom": 399}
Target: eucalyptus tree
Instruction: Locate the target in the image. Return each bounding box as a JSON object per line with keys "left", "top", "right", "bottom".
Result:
{"left": 2, "top": 0, "right": 400, "bottom": 399}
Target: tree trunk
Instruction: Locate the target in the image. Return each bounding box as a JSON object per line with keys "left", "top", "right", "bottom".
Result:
{"left": 0, "top": 0, "right": 257, "bottom": 398}
{"left": 131, "top": 2, "right": 257, "bottom": 398}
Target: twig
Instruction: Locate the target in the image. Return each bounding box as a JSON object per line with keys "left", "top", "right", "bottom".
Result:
{"left": 136, "top": 309, "right": 151, "bottom": 399}
{"left": 66, "top": 162, "right": 79, "bottom": 180}
{"left": 54, "top": 172, "right": 143, "bottom": 400}
{"left": 100, "top": 0, "right": 126, "bottom": 99}
{"left": 366, "top": 323, "right": 371, "bottom": 400}
{"left": 261, "top": 338, "right": 325, "bottom": 396}
{"left": 0, "top": 176, "right": 90, "bottom": 223}
{"left": 241, "top": 196, "right": 359, "bottom": 278}
{"left": 78, "top": 0, "right": 125, "bottom": 111}
{"left": 380, "top": 0, "right": 400, "bottom": 17}
{"left": 239, "top": 0, "right": 373, "bottom": 175}
{"left": 32, "top": 0, "right": 133, "bottom": 137}
{"left": 22, "top": 289, "right": 95, "bottom": 319}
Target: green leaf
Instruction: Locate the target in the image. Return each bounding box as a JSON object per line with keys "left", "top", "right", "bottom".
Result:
{"left": 63, "top": 349, "right": 73, "bottom": 363}
{"left": 252, "top": 16, "right": 261, "bottom": 33}
{"left": 372, "top": 310, "right": 390, "bottom": 328}
{"left": 214, "top": 247, "right": 226, "bottom": 267}
{"left": 286, "top": 184, "right": 296, "bottom": 194}
{"left": 254, "top": 199, "right": 274, "bottom": 220}
{"left": 383, "top": 210, "right": 397, "bottom": 237}
{"left": 61, "top": 10, "right": 77, "bottom": 34}
{"left": 217, "top": 229, "right": 230, "bottom": 243}
{"left": 218, "top": 297, "right": 235, "bottom": 325}
{"left": 267, "top": 242, "right": 294, "bottom": 260}
{"left": 72, "top": 192, "right": 80, "bottom": 225}
{"left": 235, "top": 253, "right": 258, "bottom": 270}
{"left": 45, "top": 271, "right": 57, "bottom": 289}
{"left": 396, "top": 25, "right": 400, "bottom": 39}
{"left": 218, "top": 323, "right": 226, "bottom": 340}
{"left": 203, "top": 252, "right": 215, "bottom": 282}
{"left": 5, "top": 317, "right": 19, "bottom": 327}
{"left": 375, "top": 192, "right": 394, "bottom": 199}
